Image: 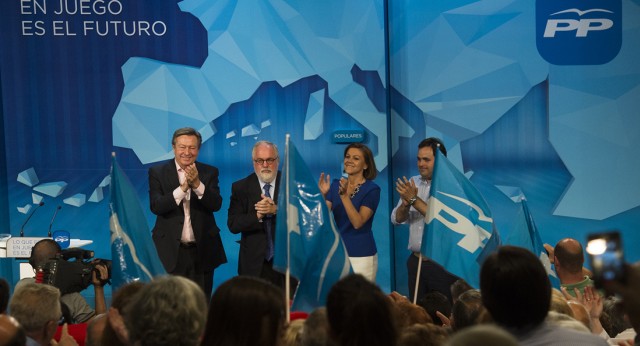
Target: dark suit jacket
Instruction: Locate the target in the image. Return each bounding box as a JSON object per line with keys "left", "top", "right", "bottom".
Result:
{"left": 149, "top": 160, "right": 227, "bottom": 273}
{"left": 227, "top": 172, "right": 281, "bottom": 276}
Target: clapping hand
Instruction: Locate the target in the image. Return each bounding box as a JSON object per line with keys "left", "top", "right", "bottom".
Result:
{"left": 395, "top": 176, "right": 417, "bottom": 206}
{"left": 255, "top": 194, "right": 275, "bottom": 219}
{"left": 184, "top": 164, "right": 200, "bottom": 188}
{"left": 318, "top": 172, "right": 331, "bottom": 196}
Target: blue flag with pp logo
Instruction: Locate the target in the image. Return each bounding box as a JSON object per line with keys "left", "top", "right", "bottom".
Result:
{"left": 109, "top": 155, "right": 166, "bottom": 291}
{"left": 273, "top": 137, "right": 352, "bottom": 312}
{"left": 421, "top": 149, "right": 500, "bottom": 288}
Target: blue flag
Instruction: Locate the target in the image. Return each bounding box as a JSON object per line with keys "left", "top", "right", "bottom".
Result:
{"left": 510, "top": 197, "right": 560, "bottom": 289}
{"left": 273, "top": 137, "right": 352, "bottom": 312}
{"left": 109, "top": 155, "right": 166, "bottom": 291}
{"left": 421, "top": 149, "right": 500, "bottom": 288}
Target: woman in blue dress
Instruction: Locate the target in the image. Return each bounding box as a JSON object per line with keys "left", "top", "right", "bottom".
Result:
{"left": 318, "top": 143, "right": 380, "bottom": 281}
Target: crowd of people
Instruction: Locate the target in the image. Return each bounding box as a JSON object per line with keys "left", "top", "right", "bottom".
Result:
{"left": 1, "top": 244, "right": 639, "bottom": 346}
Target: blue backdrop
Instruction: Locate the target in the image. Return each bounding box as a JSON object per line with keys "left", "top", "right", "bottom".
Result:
{"left": 1, "top": 0, "right": 638, "bottom": 300}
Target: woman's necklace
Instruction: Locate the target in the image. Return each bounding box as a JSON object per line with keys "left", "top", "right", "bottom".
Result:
{"left": 349, "top": 180, "right": 364, "bottom": 199}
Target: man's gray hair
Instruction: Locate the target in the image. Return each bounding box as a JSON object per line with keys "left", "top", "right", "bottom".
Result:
{"left": 9, "top": 283, "right": 61, "bottom": 333}
{"left": 125, "top": 275, "right": 208, "bottom": 346}
{"left": 252, "top": 140, "right": 279, "bottom": 159}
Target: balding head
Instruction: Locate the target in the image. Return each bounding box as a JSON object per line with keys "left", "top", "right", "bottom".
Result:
{"left": 554, "top": 238, "right": 584, "bottom": 274}
{"left": 0, "top": 314, "right": 26, "bottom": 346}
{"left": 29, "top": 239, "right": 61, "bottom": 270}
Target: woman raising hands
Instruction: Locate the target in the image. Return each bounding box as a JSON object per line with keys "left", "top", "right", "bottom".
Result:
{"left": 319, "top": 143, "right": 380, "bottom": 281}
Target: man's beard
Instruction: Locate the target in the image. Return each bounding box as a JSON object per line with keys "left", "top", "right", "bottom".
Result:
{"left": 258, "top": 169, "right": 275, "bottom": 182}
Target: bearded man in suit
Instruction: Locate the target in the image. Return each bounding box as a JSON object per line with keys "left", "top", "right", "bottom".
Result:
{"left": 227, "top": 140, "right": 288, "bottom": 289}
{"left": 149, "top": 127, "right": 227, "bottom": 298}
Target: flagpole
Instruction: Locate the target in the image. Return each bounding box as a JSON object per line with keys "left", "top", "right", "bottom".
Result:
{"left": 285, "top": 134, "right": 291, "bottom": 323}
{"left": 413, "top": 254, "right": 423, "bottom": 304}
{"left": 413, "top": 142, "right": 440, "bottom": 304}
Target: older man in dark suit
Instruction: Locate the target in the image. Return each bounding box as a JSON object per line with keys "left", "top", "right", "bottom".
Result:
{"left": 228, "top": 140, "right": 288, "bottom": 288}
{"left": 149, "top": 127, "right": 227, "bottom": 299}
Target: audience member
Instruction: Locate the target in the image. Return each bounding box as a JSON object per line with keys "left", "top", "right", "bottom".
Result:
{"left": 546, "top": 311, "right": 590, "bottom": 334}
{"left": 319, "top": 144, "right": 381, "bottom": 281}
{"left": 388, "top": 292, "right": 432, "bottom": 329}
{"left": 554, "top": 238, "right": 593, "bottom": 296}
{"left": 281, "top": 319, "right": 304, "bottom": 346}
{"left": 52, "top": 324, "right": 80, "bottom": 346}
{"left": 8, "top": 283, "right": 78, "bottom": 346}
{"left": 53, "top": 324, "right": 87, "bottom": 346}
{"left": 124, "top": 276, "right": 207, "bottom": 346}
{"left": 606, "top": 262, "right": 640, "bottom": 345}
{"left": 445, "top": 324, "right": 518, "bottom": 346}
{"left": 567, "top": 301, "right": 592, "bottom": 331}
{"left": 0, "top": 314, "right": 26, "bottom": 346}
{"left": 326, "top": 274, "right": 398, "bottom": 346}
{"left": 84, "top": 313, "right": 106, "bottom": 346}
{"left": 475, "top": 309, "right": 494, "bottom": 325}
{"left": 450, "top": 289, "right": 485, "bottom": 332}
{"left": 0, "top": 279, "right": 9, "bottom": 314}
{"left": 16, "top": 239, "right": 107, "bottom": 323}
{"left": 450, "top": 279, "right": 473, "bottom": 304}
{"left": 600, "top": 296, "right": 632, "bottom": 339}
{"left": 480, "top": 245, "right": 608, "bottom": 345}
{"left": 561, "top": 285, "right": 607, "bottom": 336}
{"left": 200, "top": 276, "right": 285, "bottom": 346}
{"left": 549, "top": 289, "right": 574, "bottom": 317}
{"left": 301, "top": 307, "right": 337, "bottom": 346}
{"left": 545, "top": 243, "right": 592, "bottom": 278}
{"left": 397, "top": 323, "right": 448, "bottom": 346}
{"left": 418, "top": 291, "right": 452, "bottom": 326}
{"left": 101, "top": 282, "right": 145, "bottom": 346}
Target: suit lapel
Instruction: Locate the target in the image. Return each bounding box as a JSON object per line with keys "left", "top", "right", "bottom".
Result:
{"left": 273, "top": 171, "right": 282, "bottom": 200}
{"left": 165, "top": 160, "right": 180, "bottom": 187}
{"left": 249, "top": 173, "right": 262, "bottom": 202}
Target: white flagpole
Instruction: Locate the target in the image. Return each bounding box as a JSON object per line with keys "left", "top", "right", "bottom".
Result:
{"left": 413, "top": 254, "right": 423, "bottom": 304}
{"left": 285, "top": 134, "right": 291, "bottom": 323}
{"left": 413, "top": 142, "right": 442, "bottom": 304}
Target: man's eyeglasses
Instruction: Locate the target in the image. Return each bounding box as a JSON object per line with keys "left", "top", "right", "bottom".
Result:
{"left": 254, "top": 157, "right": 278, "bottom": 165}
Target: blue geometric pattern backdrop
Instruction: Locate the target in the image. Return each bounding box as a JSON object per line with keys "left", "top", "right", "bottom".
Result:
{"left": 1, "top": 0, "right": 639, "bottom": 297}
{"left": 389, "top": 0, "right": 640, "bottom": 293}
{"left": 0, "top": 0, "right": 392, "bottom": 291}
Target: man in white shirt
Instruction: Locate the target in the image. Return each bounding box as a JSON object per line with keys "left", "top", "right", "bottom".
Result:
{"left": 149, "top": 127, "right": 227, "bottom": 299}
{"left": 391, "top": 137, "right": 460, "bottom": 303}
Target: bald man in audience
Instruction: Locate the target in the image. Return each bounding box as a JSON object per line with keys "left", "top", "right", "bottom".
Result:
{"left": 0, "top": 314, "right": 26, "bottom": 346}
{"left": 553, "top": 238, "right": 594, "bottom": 297}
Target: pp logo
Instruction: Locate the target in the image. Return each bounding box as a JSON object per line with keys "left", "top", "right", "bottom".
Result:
{"left": 52, "top": 230, "right": 71, "bottom": 249}
{"left": 536, "top": 0, "right": 621, "bottom": 65}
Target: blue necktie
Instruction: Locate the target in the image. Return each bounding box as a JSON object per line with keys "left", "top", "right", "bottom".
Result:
{"left": 263, "top": 183, "right": 274, "bottom": 261}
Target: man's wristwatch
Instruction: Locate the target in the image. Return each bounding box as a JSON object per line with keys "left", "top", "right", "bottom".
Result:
{"left": 408, "top": 196, "right": 418, "bottom": 206}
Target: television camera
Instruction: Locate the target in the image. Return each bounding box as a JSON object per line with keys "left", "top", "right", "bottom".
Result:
{"left": 38, "top": 247, "right": 112, "bottom": 295}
